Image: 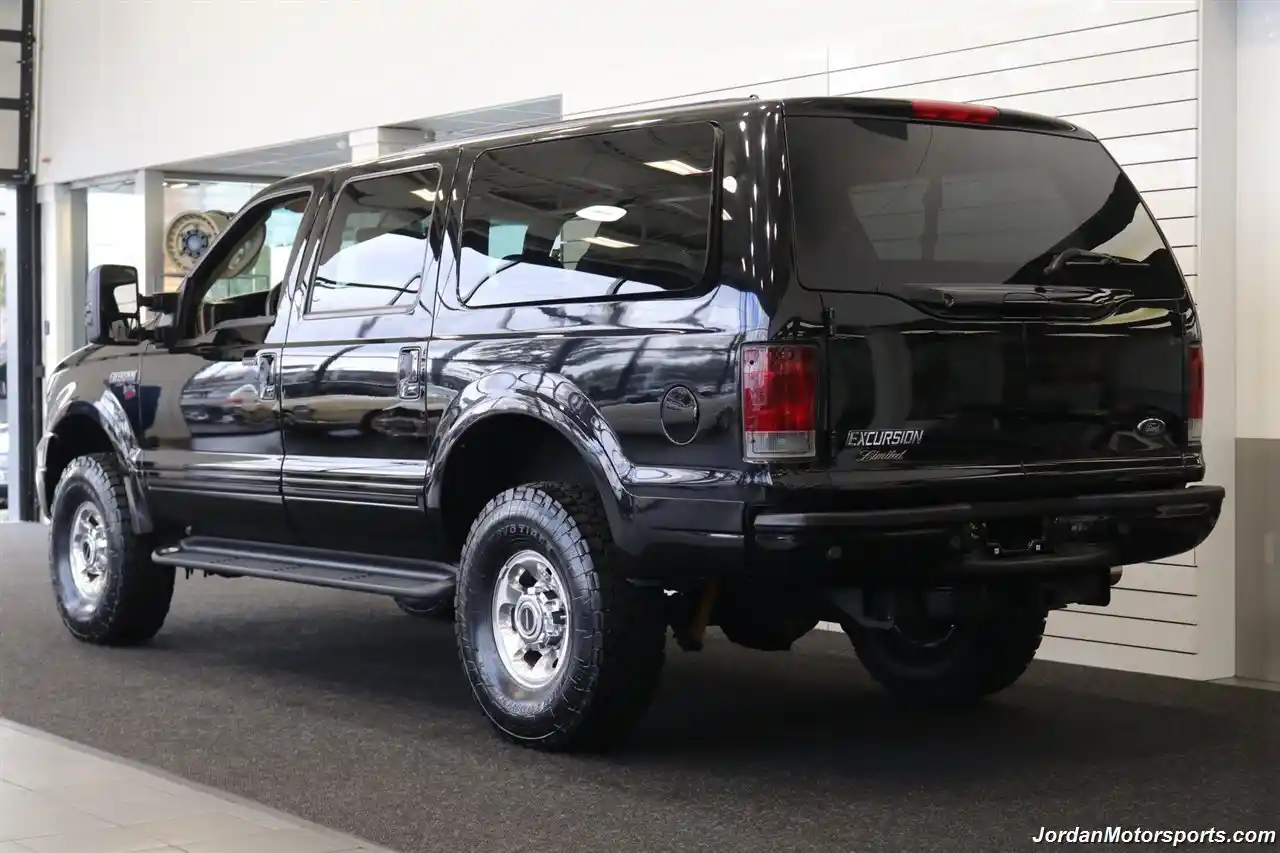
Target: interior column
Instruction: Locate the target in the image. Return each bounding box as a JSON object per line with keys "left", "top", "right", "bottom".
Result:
{"left": 135, "top": 169, "right": 165, "bottom": 296}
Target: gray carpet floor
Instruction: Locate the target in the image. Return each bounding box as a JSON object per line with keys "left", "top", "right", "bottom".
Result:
{"left": 1, "top": 522, "right": 1276, "bottom": 852}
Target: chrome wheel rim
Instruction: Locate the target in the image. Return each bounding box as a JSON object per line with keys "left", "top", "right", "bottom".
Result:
{"left": 67, "top": 502, "right": 109, "bottom": 603}
{"left": 491, "top": 549, "right": 571, "bottom": 689}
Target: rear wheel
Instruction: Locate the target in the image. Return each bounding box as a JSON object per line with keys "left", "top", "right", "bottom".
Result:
{"left": 49, "top": 453, "right": 174, "bottom": 646}
{"left": 844, "top": 605, "right": 1045, "bottom": 703}
{"left": 455, "top": 482, "right": 666, "bottom": 753}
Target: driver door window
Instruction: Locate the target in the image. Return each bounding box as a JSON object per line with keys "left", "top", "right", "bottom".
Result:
{"left": 191, "top": 195, "right": 310, "bottom": 337}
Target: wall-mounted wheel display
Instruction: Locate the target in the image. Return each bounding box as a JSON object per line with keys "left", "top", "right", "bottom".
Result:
{"left": 165, "top": 210, "right": 225, "bottom": 273}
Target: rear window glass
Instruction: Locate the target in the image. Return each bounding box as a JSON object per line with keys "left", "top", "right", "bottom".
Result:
{"left": 458, "top": 122, "right": 717, "bottom": 307}
{"left": 785, "top": 116, "right": 1183, "bottom": 295}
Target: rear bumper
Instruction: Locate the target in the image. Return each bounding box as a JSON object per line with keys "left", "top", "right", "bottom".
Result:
{"left": 749, "top": 485, "right": 1224, "bottom": 581}
{"left": 754, "top": 485, "right": 1225, "bottom": 532}
{"left": 626, "top": 485, "right": 1224, "bottom": 583}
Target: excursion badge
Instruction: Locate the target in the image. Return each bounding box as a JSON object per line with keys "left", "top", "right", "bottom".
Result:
{"left": 845, "top": 428, "right": 925, "bottom": 462}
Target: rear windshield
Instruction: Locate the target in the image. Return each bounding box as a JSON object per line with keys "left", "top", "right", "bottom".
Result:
{"left": 785, "top": 116, "right": 1185, "bottom": 297}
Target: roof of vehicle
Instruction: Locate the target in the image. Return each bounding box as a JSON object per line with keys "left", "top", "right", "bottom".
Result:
{"left": 239, "top": 96, "right": 1096, "bottom": 216}
{"left": 321, "top": 96, "right": 768, "bottom": 176}
{"left": 285, "top": 95, "right": 1091, "bottom": 182}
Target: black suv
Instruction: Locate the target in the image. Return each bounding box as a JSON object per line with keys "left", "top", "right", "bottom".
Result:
{"left": 38, "top": 97, "right": 1223, "bottom": 753}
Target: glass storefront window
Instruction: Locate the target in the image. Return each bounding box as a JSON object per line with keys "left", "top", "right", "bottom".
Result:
{"left": 87, "top": 178, "right": 271, "bottom": 296}
{"left": 87, "top": 181, "right": 144, "bottom": 274}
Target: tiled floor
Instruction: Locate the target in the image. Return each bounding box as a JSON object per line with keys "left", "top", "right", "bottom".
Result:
{"left": 0, "top": 719, "right": 395, "bottom": 853}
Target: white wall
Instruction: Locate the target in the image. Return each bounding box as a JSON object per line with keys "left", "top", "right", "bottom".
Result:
{"left": 1236, "top": 0, "right": 1280, "bottom": 443}
{"left": 33, "top": 0, "right": 1239, "bottom": 678}
{"left": 35, "top": 0, "right": 1190, "bottom": 184}
{"left": 1233, "top": 0, "right": 1279, "bottom": 683}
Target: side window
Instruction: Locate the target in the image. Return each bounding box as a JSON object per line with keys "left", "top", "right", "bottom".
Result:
{"left": 458, "top": 122, "right": 717, "bottom": 308}
{"left": 307, "top": 167, "right": 440, "bottom": 315}
{"left": 193, "top": 193, "right": 309, "bottom": 336}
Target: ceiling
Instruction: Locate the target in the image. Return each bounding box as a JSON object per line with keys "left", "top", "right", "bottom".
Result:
{"left": 156, "top": 97, "right": 563, "bottom": 181}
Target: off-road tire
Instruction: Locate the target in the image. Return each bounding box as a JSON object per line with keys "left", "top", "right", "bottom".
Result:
{"left": 393, "top": 596, "right": 455, "bottom": 620}
{"left": 455, "top": 481, "right": 666, "bottom": 753}
{"left": 49, "top": 453, "right": 174, "bottom": 646}
{"left": 844, "top": 609, "right": 1046, "bottom": 703}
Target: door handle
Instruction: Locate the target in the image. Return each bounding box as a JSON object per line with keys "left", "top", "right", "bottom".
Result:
{"left": 398, "top": 346, "right": 423, "bottom": 401}
{"left": 256, "top": 352, "right": 278, "bottom": 401}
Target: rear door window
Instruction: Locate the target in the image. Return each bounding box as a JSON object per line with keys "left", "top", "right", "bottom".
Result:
{"left": 458, "top": 122, "right": 718, "bottom": 307}
{"left": 785, "top": 115, "right": 1184, "bottom": 297}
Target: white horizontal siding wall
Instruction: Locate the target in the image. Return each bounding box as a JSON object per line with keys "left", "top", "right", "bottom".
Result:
{"left": 570, "top": 2, "right": 1204, "bottom": 678}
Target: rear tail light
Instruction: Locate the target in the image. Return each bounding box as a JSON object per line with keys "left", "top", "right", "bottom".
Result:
{"left": 1187, "top": 340, "right": 1204, "bottom": 444}
{"left": 911, "top": 99, "right": 999, "bottom": 124}
{"left": 741, "top": 343, "right": 817, "bottom": 461}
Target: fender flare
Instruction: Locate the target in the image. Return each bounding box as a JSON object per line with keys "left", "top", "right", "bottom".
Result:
{"left": 42, "top": 383, "right": 153, "bottom": 535}
{"left": 424, "top": 369, "right": 639, "bottom": 552}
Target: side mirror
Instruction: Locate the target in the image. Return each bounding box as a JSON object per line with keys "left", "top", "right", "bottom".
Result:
{"left": 85, "top": 264, "right": 141, "bottom": 345}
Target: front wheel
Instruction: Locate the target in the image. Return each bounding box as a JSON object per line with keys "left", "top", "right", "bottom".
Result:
{"left": 49, "top": 453, "right": 175, "bottom": 646}
{"left": 844, "top": 606, "right": 1046, "bottom": 703}
{"left": 455, "top": 482, "right": 666, "bottom": 753}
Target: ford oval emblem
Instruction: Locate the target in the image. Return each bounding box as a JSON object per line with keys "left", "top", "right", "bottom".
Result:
{"left": 1137, "top": 417, "right": 1167, "bottom": 438}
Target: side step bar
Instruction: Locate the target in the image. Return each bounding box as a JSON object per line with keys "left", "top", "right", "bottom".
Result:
{"left": 151, "top": 537, "right": 456, "bottom": 599}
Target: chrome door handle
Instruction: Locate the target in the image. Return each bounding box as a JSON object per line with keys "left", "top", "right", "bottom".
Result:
{"left": 256, "top": 352, "right": 278, "bottom": 401}
{"left": 397, "top": 346, "right": 423, "bottom": 400}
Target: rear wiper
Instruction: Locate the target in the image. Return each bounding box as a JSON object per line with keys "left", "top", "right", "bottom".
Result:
{"left": 1043, "top": 247, "right": 1148, "bottom": 277}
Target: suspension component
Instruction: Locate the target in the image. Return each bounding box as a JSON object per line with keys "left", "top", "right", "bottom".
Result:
{"left": 674, "top": 581, "right": 719, "bottom": 651}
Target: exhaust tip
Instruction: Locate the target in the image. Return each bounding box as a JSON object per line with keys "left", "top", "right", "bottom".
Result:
{"left": 1109, "top": 566, "right": 1124, "bottom": 586}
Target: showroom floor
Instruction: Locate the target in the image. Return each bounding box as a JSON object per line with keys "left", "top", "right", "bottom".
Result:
{"left": 0, "top": 721, "right": 392, "bottom": 853}
{"left": 0, "top": 522, "right": 1276, "bottom": 853}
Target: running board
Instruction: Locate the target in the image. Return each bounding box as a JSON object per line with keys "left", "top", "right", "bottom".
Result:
{"left": 151, "top": 537, "right": 456, "bottom": 599}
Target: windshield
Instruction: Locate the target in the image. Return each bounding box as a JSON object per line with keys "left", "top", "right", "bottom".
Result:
{"left": 785, "top": 115, "right": 1186, "bottom": 297}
